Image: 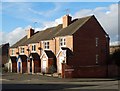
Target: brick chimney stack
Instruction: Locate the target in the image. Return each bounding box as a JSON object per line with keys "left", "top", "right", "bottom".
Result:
{"left": 27, "top": 28, "right": 34, "bottom": 39}
{"left": 62, "top": 14, "right": 72, "bottom": 28}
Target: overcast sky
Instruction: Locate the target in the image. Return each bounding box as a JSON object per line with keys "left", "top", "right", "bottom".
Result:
{"left": 0, "top": 1, "right": 119, "bottom": 46}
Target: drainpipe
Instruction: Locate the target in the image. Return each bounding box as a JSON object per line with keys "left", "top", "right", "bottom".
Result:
{"left": 54, "top": 37, "right": 57, "bottom": 72}
{"left": 40, "top": 42, "right": 42, "bottom": 55}
{"left": 27, "top": 45, "right": 30, "bottom": 74}
{"left": 8, "top": 47, "right": 10, "bottom": 72}
{"left": 53, "top": 37, "right": 56, "bottom": 55}
{"left": 40, "top": 42, "right": 42, "bottom": 73}
{"left": 38, "top": 41, "right": 42, "bottom": 73}
{"left": 106, "top": 35, "right": 110, "bottom": 77}
{"left": 63, "top": 61, "right": 65, "bottom": 78}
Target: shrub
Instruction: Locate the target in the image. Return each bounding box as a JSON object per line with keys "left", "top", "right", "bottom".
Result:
{"left": 48, "top": 65, "right": 57, "bottom": 74}
{"left": 112, "top": 49, "right": 120, "bottom": 66}
{"left": 2, "top": 67, "right": 8, "bottom": 73}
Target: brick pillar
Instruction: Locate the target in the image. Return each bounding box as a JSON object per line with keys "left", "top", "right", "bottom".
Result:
{"left": 27, "top": 60, "right": 30, "bottom": 74}
{"left": 62, "top": 62, "right": 66, "bottom": 78}
{"left": 32, "top": 60, "right": 34, "bottom": 74}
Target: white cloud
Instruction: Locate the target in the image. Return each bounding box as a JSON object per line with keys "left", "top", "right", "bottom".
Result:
{"left": 1, "top": 3, "right": 118, "bottom": 46}
{"left": 41, "top": 16, "right": 62, "bottom": 29}
{"left": 47, "top": 3, "right": 118, "bottom": 46}
{"left": 0, "top": 16, "right": 62, "bottom": 46}
{"left": 73, "top": 4, "right": 118, "bottom": 46}
{"left": 73, "top": 9, "right": 93, "bottom": 18}
{"left": 34, "top": 28, "right": 43, "bottom": 32}
{"left": 0, "top": 25, "right": 45, "bottom": 46}
{"left": 0, "top": 31, "right": 3, "bottom": 44}
{"left": 28, "top": 8, "right": 43, "bottom": 16}
{"left": 1, "top": 27, "right": 26, "bottom": 46}
{"left": 2, "top": 3, "right": 38, "bottom": 23}
{"left": 94, "top": 7, "right": 107, "bottom": 12}
{"left": 28, "top": 3, "right": 62, "bottom": 17}
{"left": 110, "top": 41, "right": 120, "bottom": 46}
{"left": 55, "top": 16, "right": 62, "bottom": 24}
{"left": 42, "top": 21, "right": 57, "bottom": 29}
{"left": 51, "top": 4, "right": 118, "bottom": 46}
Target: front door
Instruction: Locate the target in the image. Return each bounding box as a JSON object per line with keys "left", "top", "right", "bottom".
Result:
{"left": 30, "top": 60, "right": 32, "bottom": 73}
{"left": 9, "top": 63, "right": 11, "bottom": 72}
{"left": 42, "top": 60, "right": 46, "bottom": 73}
{"left": 18, "top": 62, "right": 21, "bottom": 73}
{"left": 59, "top": 57, "right": 64, "bottom": 73}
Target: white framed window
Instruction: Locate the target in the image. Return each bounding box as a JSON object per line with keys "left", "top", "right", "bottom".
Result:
{"left": 11, "top": 49, "right": 14, "bottom": 55}
{"left": 59, "top": 37, "right": 66, "bottom": 47}
{"left": 20, "top": 47, "right": 24, "bottom": 53}
{"left": 44, "top": 41, "right": 49, "bottom": 49}
{"left": 96, "top": 54, "right": 99, "bottom": 64}
{"left": 32, "top": 44, "right": 36, "bottom": 52}
{"left": 96, "top": 37, "right": 99, "bottom": 47}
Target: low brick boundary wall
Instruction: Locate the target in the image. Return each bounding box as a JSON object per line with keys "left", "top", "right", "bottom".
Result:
{"left": 62, "top": 64, "right": 119, "bottom": 78}
{"left": 62, "top": 64, "right": 108, "bottom": 78}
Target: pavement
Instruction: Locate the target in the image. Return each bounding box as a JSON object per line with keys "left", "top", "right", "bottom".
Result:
{"left": 1, "top": 72, "right": 120, "bottom": 91}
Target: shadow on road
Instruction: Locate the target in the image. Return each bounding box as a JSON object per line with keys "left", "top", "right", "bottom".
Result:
{"left": 2, "top": 84, "right": 118, "bottom": 91}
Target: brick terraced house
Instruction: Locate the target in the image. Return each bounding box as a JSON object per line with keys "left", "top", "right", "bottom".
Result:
{"left": 9, "top": 15, "right": 110, "bottom": 78}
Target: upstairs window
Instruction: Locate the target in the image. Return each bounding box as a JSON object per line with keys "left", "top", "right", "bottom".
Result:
{"left": 96, "top": 37, "right": 99, "bottom": 47}
{"left": 44, "top": 41, "right": 49, "bottom": 49}
{"left": 21, "top": 48, "right": 24, "bottom": 53}
{"left": 59, "top": 38, "right": 66, "bottom": 47}
{"left": 32, "top": 44, "right": 36, "bottom": 51}
{"left": 11, "top": 49, "right": 14, "bottom": 55}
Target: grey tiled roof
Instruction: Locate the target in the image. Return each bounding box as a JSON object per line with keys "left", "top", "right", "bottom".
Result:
{"left": 11, "top": 36, "right": 27, "bottom": 48}
{"left": 55, "top": 16, "right": 91, "bottom": 37}
{"left": 24, "top": 24, "right": 63, "bottom": 45}
{"left": 11, "top": 15, "right": 93, "bottom": 48}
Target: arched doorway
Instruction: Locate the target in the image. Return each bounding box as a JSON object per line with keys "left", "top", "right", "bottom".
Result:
{"left": 28, "top": 53, "right": 41, "bottom": 74}
{"left": 17, "top": 55, "right": 27, "bottom": 73}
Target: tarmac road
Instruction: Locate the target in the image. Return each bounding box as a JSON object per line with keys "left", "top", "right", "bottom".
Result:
{"left": 1, "top": 73, "right": 119, "bottom": 91}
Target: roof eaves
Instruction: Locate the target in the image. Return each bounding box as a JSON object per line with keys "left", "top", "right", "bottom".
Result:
{"left": 10, "top": 36, "right": 27, "bottom": 48}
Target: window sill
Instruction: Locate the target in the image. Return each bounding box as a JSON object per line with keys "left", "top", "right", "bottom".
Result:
{"left": 31, "top": 51, "right": 37, "bottom": 53}
{"left": 11, "top": 55, "right": 15, "bottom": 56}
{"left": 60, "top": 45, "right": 66, "bottom": 48}
{"left": 44, "top": 49, "right": 50, "bottom": 50}
{"left": 20, "top": 53, "right": 25, "bottom": 55}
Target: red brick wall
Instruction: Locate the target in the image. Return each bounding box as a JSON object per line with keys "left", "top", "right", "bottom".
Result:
{"left": 68, "top": 16, "right": 109, "bottom": 66}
